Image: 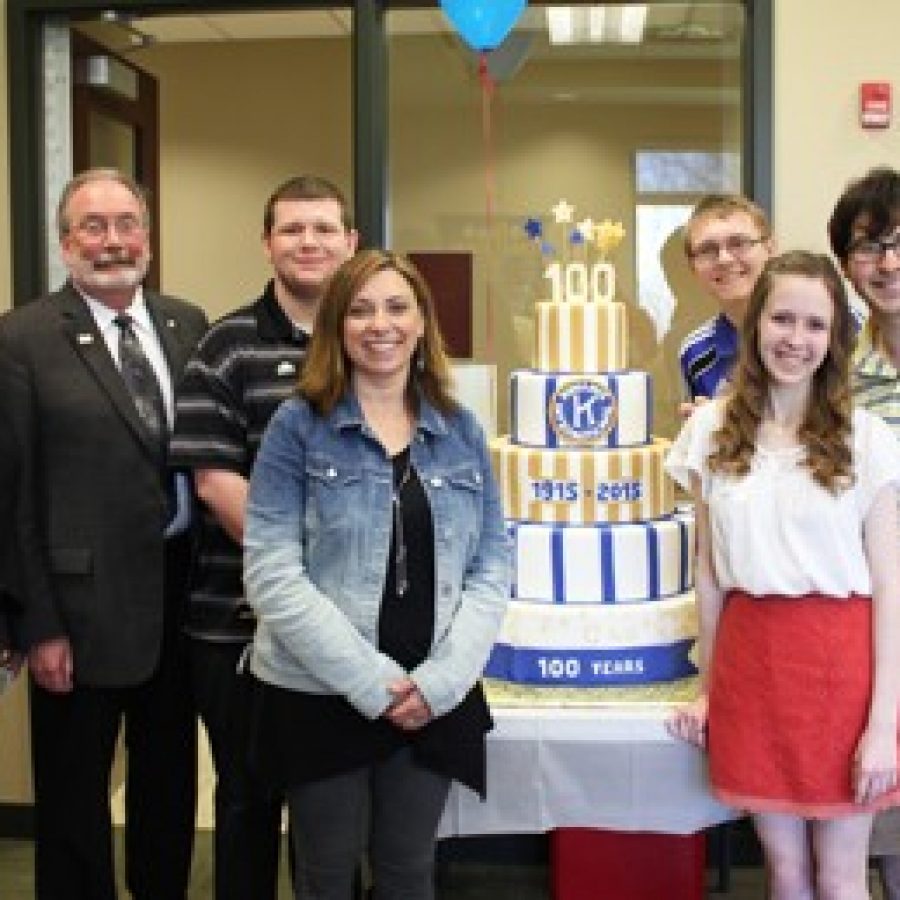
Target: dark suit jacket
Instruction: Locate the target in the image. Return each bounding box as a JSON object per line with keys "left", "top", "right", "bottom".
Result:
{"left": 0, "top": 349, "right": 28, "bottom": 655}
{"left": 0, "top": 283, "right": 208, "bottom": 687}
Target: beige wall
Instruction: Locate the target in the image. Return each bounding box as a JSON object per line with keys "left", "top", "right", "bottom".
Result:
{"left": 0, "top": 680, "right": 30, "bottom": 804}
{"left": 138, "top": 38, "right": 353, "bottom": 318}
{"left": 772, "top": 0, "right": 900, "bottom": 252}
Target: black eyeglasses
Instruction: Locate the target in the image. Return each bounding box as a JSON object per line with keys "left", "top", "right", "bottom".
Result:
{"left": 688, "top": 235, "right": 767, "bottom": 267}
{"left": 848, "top": 231, "right": 900, "bottom": 263}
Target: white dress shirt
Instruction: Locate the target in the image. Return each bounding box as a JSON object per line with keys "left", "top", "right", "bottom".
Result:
{"left": 81, "top": 287, "right": 190, "bottom": 535}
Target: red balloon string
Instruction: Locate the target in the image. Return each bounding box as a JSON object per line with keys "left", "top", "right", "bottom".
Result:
{"left": 479, "top": 52, "right": 496, "bottom": 358}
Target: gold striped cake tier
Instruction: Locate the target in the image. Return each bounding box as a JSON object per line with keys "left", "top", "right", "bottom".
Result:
{"left": 535, "top": 300, "right": 628, "bottom": 372}
{"left": 491, "top": 436, "right": 674, "bottom": 524}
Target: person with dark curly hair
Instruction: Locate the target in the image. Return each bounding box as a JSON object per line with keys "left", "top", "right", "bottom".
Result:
{"left": 830, "top": 166, "right": 900, "bottom": 899}
{"left": 666, "top": 251, "right": 900, "bottom": 900}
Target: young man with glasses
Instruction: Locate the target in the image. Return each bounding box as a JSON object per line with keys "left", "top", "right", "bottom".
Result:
{"left": 678, "top": 194, "right": 775, "bottom": 405}
{"left": 170, "top": 175, "right": 357, "bottom": 900}
{"left": 829, "top": 166, "right": 900, "bottom": 900}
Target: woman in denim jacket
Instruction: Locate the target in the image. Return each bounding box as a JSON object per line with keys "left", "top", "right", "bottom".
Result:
{"left": 244, "top": 249, "right": 511, "bottom": 900}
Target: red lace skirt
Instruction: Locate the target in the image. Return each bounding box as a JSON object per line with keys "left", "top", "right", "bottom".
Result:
{"left": 708, "top": 591, "right": 900, "bottom": 818}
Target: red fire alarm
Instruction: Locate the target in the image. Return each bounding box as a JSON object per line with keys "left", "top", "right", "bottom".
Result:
{"left": 860, "top": 82, "right": 891, "bottom": 129}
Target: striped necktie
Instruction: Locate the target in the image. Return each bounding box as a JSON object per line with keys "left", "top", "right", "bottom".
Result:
{"left": 114, "top": 313, "right": 168, "bottom": 464}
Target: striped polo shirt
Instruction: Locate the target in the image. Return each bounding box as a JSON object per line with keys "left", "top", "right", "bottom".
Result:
{"left": 853, "top": 320, "right": 900, "bottom": 439}
{"left": 170, "top": 281, "right": 309, "bottom": 641}
{"left": 678, "top": 312, "right": 738, "bottom": 401}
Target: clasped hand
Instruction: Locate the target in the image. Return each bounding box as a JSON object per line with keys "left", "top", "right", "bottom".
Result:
{"left": 28, "top": 637, "right": 74, "bottom": 693}
{"left": 384, "top": 677, "right": 432, "bottom": 731}
{"left": 666, "top": 694, "right": 708, "bottom": 748}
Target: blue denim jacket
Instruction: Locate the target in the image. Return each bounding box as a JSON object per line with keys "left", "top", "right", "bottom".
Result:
{"left": 244, "top": 390, "right": 511, "bottom": 720}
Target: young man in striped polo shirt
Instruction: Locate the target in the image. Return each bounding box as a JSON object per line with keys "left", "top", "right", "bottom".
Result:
{"left": 170, "top": 176, "right": 357, "bottom": 900}
{"left": 829, "top": 166, "right": 900, "bottom": 900}
{"left": 678, "top": 194, "right": 775, "bottom": 412}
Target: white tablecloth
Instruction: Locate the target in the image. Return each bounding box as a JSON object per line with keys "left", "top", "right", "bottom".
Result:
{"left": 438, "top": 705, "right": 737, "bottom": 838}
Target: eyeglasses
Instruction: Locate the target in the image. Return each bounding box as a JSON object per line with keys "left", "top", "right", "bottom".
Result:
{"left": 848, "top": 231, "right": 900, "bottom": 263}
{"left": 73, "top": 214, "right": 146, "bottom": 241}
{"left": 688, "top": 235, "right": 767, "bottom": 266}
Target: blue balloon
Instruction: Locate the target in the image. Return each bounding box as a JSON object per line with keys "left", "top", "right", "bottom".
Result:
{"left": 440, "top": 0, "right": 527, "bottom": 52}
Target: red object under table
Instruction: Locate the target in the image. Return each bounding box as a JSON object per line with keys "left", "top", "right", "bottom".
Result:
{"left": 551, "top": 827, "right": 705, "bottom": 900}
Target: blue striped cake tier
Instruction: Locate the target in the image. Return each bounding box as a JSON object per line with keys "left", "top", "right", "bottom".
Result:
{"left": 485, "top": 592, "right": 698, "bottom": 687}
{"left": 509, "top": 512, "right": 694, "bottom": 605}
{"left": 510, "top": 369, "right": 652, "bottom": 448}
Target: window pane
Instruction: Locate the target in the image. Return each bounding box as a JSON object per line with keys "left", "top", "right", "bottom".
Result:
{"left": 636, "top": 150, "right": 740, "bottom": 193}
{"left": 388, "top": 2, "right": 745, "bottom": 440}
{"left": 635, "top": 203, "right": 693, "bottom": 341}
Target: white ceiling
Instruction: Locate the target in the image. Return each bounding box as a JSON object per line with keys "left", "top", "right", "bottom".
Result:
{"left": 74, "top": 4, "right": 742, "bottom": 108}
{"left": 87, "top": 4, "right": 742, "bottom": 55}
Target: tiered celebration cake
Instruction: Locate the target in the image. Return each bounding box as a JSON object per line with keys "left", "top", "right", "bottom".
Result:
{"left": 485, "top": 211, "right": 697, "bottom": 693}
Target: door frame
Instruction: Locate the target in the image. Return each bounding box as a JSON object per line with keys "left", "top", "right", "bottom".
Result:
{"left": 71, "top": 30, "right": 161, "bottom": 289}
{"left": 7, "top": 0, "right": 771, "bottom": 305}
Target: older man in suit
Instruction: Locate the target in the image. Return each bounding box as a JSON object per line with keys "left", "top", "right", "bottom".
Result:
{"left": 0, "top": 168, "right": 207, "bottom": 900}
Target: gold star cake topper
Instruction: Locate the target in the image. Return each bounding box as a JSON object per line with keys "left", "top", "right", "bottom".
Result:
{"left": 522, "top": 200, "right": 626, "bottom": 304}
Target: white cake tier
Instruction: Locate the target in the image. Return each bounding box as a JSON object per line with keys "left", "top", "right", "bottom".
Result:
{"left": 510, "top": 512, "right": 694, "bottom": 604}
{"left": 485, "top": 592, "right": 698, "bottom": 686}
{"left": 535, "top": 300, "right": 628, "bottom": 372}
{"left": 490, "top": 437, "right": 674, "bottom": 524}
{"left": 510, "top": 369, "right": 652, "bottom": 448}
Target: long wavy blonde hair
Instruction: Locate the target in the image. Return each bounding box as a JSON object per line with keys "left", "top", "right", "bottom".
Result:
{"left": 708, "top": 251, "right": 854, "bottom": 493}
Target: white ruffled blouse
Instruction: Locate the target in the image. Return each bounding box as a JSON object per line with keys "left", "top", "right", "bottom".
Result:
{"left": 665, "top": 399, "right": 900, "bottom": 598}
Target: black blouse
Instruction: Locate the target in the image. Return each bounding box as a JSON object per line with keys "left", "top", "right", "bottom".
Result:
{"left": 248, "top": 447, "right": 492, "bottom": 796}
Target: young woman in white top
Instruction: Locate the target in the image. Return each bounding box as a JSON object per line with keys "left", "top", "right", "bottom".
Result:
{"left": 666, "top": 251, "right": 900, "bottom": 900}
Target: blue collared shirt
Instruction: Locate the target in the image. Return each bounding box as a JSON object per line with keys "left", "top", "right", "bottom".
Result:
{"left": 678, "top": 313, "right": 738, "bottom": 401}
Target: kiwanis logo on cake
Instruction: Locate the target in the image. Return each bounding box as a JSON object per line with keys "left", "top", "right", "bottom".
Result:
{"left": 548, "top": 378, "right": 617, "bottom": 443}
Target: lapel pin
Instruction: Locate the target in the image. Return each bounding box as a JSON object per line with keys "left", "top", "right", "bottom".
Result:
{"left": 277, "top": 361, "right": 296, "bottom": 376}
{"left": 166, "top": 319, "right": 177, "bottom": 329}
{"left": 77, "top": 333, "right": 94, "bottom": 345}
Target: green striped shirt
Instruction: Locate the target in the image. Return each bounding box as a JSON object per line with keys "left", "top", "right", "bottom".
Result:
{"left": 853, "top": 321, "right": 900, "bottom": 438}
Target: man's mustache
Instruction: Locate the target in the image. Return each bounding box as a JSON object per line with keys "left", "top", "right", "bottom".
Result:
{"left": 93, "top": 252, "right": 141, "bottom": 270}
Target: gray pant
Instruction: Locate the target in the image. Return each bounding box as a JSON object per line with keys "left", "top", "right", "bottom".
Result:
{"left": 286, "top": 748, "right": 451, "bottom": 900}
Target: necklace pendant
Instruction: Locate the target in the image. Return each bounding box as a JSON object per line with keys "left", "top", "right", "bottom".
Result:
{"left": 393, "top": 490, "right": 408, "bottom": 596}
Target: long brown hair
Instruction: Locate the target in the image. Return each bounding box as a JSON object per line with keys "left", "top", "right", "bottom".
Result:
{"left": 708, "top": 251, "right": 854, "bottom": 492}
{"left": 299, "top": 249, "right": 458, "bottom": 416}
